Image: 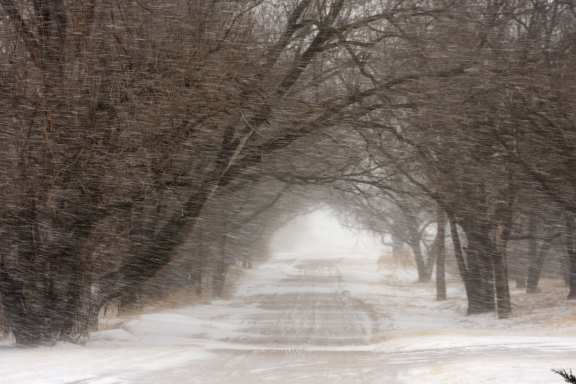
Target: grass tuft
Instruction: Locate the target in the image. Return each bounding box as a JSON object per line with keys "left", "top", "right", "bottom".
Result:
{"left": 553, "top": 369, "right": 576, "bottom": 383}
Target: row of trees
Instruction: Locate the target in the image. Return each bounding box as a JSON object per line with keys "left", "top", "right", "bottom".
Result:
{"left": 1, "top": 0, "right": 576, "bottom": 345}
{"left": 0, "top": 0, "right": 432, "bottom": 345}
{"left": 323, "top": 0, "right": 576, "bottom": 319}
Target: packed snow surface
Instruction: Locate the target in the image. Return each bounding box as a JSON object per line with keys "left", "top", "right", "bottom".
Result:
{"left": 2, "top": 219, "right": 576, "bottom": 383}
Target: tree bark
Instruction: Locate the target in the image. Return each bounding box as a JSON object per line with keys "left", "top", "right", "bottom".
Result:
{"left": 409, "top": 239, "right": 430, "bottom": 282}
{"left": 526, "top": 239, "right": 552, "bottom": 294}
{"left": 517, "top": 215, "right": 538, "bottom": 289}
{"left": 448, "top": 214, "right": 498, "bottom": 314}
{"left": 461, "top": 221, "right": 496, "bottom": 314}
{"left": 213, "top": 233, "right": 230, "bottom": 298}
{"left": 436, "top": 207, "right": 447, "bottom": 301}
{"left": 491, "top": 218, "right": 513, "bottom": 318}
{"left": 564, "top": 215, "right": 576, "bottom": 299}
{"left": 1, "top": 231, "right": 94, "bottom": 345}
{"left": 448, "top": 216, "right": 473, "bottom": 303}
{"left": 492, "top": 246, "right": 512, "bottom": 319}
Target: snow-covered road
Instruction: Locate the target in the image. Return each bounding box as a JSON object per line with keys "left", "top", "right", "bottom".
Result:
{"left": 229, "top": 258, "right": 377, "bottom": 347}
{"left": 2, "top": 247, "right": 576, "bottom": 383}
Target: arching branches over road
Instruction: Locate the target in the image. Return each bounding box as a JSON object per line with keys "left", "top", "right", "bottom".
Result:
{"left": 2, "top": 0, "right": 576, "bottom": 345}
{"left": 0, "top": 0, "right": 467, "bottom": 345}
{"left": 329, "top": 0, "right": 576, "bottom": 319}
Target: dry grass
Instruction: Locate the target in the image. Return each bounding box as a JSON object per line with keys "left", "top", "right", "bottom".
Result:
{"left": 103, "top": 265, "right": 249, "bottom": 328}
{"left": 142, "top": 288, "right": 209, "bottom": 312}
{"left": 96, "top": 288, "right": 208, "bottom": 331}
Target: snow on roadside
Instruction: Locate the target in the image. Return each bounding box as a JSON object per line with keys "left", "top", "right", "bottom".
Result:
{"left": 333, "top": 250, "right": 576, "bottom": 383}
{"left": 2, "top": 243, "right": 576, "bottom": 384}
{"left": 241, "top": 245, "right": 576, "bottom": 343}
{"left": 0, "top": 342, "right": 212, "bottom": 384}
{"left": 0, "top": 251, "right": 300, "bottom": 384}
{"left": 397, "top": 356, "right": 575, "bottom": 384}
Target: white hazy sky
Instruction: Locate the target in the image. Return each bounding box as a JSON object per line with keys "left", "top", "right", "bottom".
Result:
{"left": 271, "top": 208, "right": 382, "bottom": 257}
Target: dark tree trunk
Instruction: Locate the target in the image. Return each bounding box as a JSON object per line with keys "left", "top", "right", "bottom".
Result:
{"left": 461, "top": 221, "right": 495, "bottom": 315}
{"left": 526, "top": 239, "right": 552, "bottom": 294}
{"left": 449, "top": 216, "right": 473, "bottom": 303}
{"left": 424, "top": 248, "right": 437, "bottom": 282}
{"left": 0, "top": 198, "right": 100, "bottom": 345}
{"left": 213, "top": 261, "right": 229, "bottom": 298}
{"left": 213, "top": 233, "right": 230, "bottom": 298}
{"left": 410, "top": 240, "right": 430, "bottom": 282}
{"left": 491, "top": 223, "right": 512, "bottom": 318}
{"left": 492, "top": 246, "right": 512, "bottom": 319}
{"left": 491, "top": 179, "right": 514, "bottom": 319}
{"left": 564, "top": 215, "right": 576, "bottom": 299}
{"left": 405, "top": 223, "right": 432, "bottom": 283}
{"left": 2, "top": 243, "right": 93, "bottom": 345}
{"left": 57, "top": 253, "right": 93, "bottom": 342}
{"left": 518, "top": 215, "right": 538, "bottom": 289}
{"left": 193, "top": 230, "right": 205, "bottom": 296}
{"left": 448, "top": 216, "right": 495, "bottom": 314}
{"left": 436, "top": 208, "right": 447, "bottom": 301}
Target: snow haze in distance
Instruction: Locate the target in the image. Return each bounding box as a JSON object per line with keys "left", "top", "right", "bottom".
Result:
{"left": 270, "top": 208, "right": 382, "bottom": 259}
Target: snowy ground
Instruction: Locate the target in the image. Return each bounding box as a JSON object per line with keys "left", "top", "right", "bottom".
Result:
{"left": 2, "top": 240, "right": 576, "bottom": 383}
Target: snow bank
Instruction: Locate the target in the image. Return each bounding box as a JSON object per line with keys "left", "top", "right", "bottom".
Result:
{"left": 0, "top": 343, "right": 212, "bottom": 384}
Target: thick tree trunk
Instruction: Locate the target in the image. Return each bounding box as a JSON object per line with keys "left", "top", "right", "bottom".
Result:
{"left": 193, "top": 230, "right": 205, "bottom": 296}
{"left": 2, "top": 248, "right": 93, "bottom": 345}
{"left": 213, "top": 261, "right": 229, "bottom": 298}
{"left": 58, "top": 255, "right": 93, "bottom": 342}
{"left": 526, "top": 240, "right": 552, "bottom": 294}
{"left": 448, "top": 216, "right": 496, "bottom": 314}
{"left": 492, "top": 220, "right": 512, "bottom": 318}
{"left": 410, "top": 240, "right": 430, "bottom": 282}
{"left": 436, "top": 208, "right": 447, "bottom": 301}
{"left": 0, "top": 200, "right": 99, "bottom": 345}
{"left": 461, "top": 221, "right": 495, "bottom": 314}
{"left": 492, "top": 248, "right": 512, "bottom": 319}
{"left": 449, "top": 217, "right": 473, "bottom": 303}
{"left": 518, "top": 215, "right": 538, "bottom": 289}
{"left": 406, "top": 224, "right": 432, "bottom": 283}
{"left": 213, "top": 234, "right": 230, "bottom": 298}
{"left": 423, "top": 249, "right": 437, "bottom": 282}
{"left": 465, "top": 248, "right": 494, "bottom": 314}
{"left": 564, "top": 215, "right": 576, "bottom": 299}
